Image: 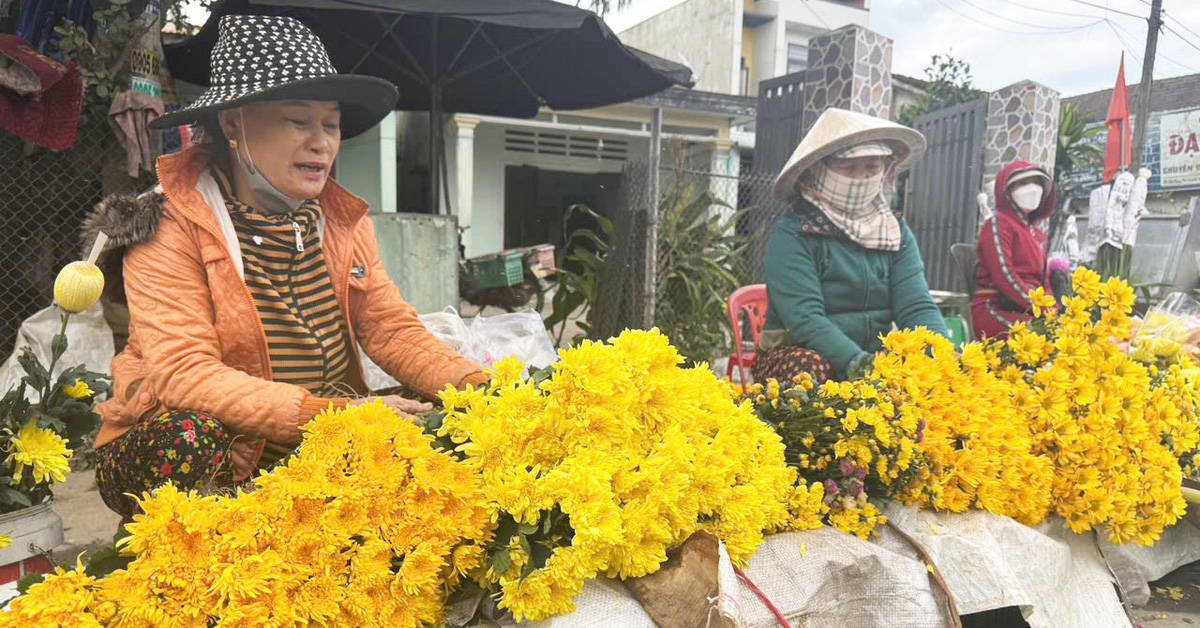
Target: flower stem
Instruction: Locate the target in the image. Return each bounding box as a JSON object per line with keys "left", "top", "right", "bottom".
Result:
{"left": 42, "top": 313, "right": 71, "bottom": 404}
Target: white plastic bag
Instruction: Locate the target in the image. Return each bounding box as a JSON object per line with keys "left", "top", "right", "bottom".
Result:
{"left": 0, "top": 305, "right": 115, "bottom": 401}
{"left": 359, "top": 308, "right": 558, "bottom": 391}
{"left": 466, "top": 311, "right": 558, "bottom": 375}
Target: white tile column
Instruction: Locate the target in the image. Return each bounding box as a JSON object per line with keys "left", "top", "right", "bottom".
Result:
{"left": 452, "top": 115, "right": 481, "bottom": 256}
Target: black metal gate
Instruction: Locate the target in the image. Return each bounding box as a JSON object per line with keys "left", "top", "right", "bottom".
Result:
{"left": 905, "top": 99, "right": 988, "bottom": 292}
{"left": 754, "top": 72, "right": 806, "bottom": 178}
{"left": 747, "top": 72, "right": 806, "bottom": 282}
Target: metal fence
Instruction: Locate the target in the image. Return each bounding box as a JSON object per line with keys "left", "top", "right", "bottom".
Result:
{"left": 0, "top": 120, "right": 120, "bottom": 355}
{"left": 590, "top": 154, "right": 784, "bottom": 366}
{"left": 905, "top": 99, "right": 988, "bottom": 292}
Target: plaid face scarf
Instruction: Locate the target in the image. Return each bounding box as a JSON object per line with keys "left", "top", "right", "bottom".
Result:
{"left": 800, "top": 161, "right": 902, "bottom": 251}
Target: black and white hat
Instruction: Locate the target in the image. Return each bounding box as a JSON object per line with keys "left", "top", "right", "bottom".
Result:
{"left": 151, "top": 15, "right": 398, "bottom": 139}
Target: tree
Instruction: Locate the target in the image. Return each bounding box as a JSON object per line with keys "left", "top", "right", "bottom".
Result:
{"left": 897, "top": 53, "right": 982, "bottom": 126}
{"left": 1055, "top": 102, "right": 1104, "bottom": 189}
{"left": 583, "top": 0, "right": 631, "bottom": 17}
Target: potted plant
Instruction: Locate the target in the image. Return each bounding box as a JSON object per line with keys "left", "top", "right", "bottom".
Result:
{"left": 0, "top": 260, "right": 110, "bottom": 583}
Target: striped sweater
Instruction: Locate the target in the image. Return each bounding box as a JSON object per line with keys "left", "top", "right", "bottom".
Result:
{"left": 217, "top": 174, "right": 352, "bottom": 466}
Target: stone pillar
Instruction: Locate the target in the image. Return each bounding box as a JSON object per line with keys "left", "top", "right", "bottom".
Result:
{"left": 983, "top": 80, "right": 1061, "bottom": 186}
{"left": 451, "top": 115, "right": 481, "bottom": 256}
{"left": 802, "top": 25, "right": 893, "bottom": 135}
{"left": 335, "top": 112, "right": 397, "bottom": 212}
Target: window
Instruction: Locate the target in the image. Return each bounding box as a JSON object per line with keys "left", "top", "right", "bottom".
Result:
{"left": 787, "top": 43, "right": 808, "bottom": 75}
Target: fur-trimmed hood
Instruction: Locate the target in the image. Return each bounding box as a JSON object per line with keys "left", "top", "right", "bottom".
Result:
{"left": 80, "top": 189, "right": 165, "bottom": 262}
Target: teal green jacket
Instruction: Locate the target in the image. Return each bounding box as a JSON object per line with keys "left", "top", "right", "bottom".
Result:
{"left": 762, "top": 205, "right": 948, "bottom": 378}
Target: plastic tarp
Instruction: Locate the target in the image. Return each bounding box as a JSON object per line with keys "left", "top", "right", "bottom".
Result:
{"left": 509, "top": 528, "right": 956, "bottom": 628}
{"left": 0, "top": 306, "right": 114, "bottom": 400}
{"left": 1098, "top": 521, "right": 1200, "bottom": 606}
{"left": 882, "top": 503, "right": 1131, "bottom": 628}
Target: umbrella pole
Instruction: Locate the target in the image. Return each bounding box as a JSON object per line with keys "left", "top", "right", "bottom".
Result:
{"left": 430, "top": 89, "right": 441, "bottom": 213}
{"left": 430, "top": 16, "right": 441, "bottom": 214}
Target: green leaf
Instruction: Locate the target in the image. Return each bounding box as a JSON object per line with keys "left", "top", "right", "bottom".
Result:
{"left": 488, "top": 549, "right": 511, "bottom": 574}
{"left": 517, "top": 522, "right": 538, "bottom": 536}
{"left": 17, "top": 349, "right": 49, "bottom": 394}
{"left": 50, "top": 332, "right": 67, "bottom": 365}
{"left": 15, "top": 573, "right": 45, "bottom": 595}
{"left": 0, "top": 487, "right": 33, "bottom": 508}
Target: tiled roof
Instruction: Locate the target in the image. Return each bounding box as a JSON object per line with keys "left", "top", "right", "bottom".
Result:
{"left": 1064, "top": 72, "right": 1200, "bottom": 121}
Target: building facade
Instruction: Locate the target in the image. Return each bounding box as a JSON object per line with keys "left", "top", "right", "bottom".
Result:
{"left": 1062, "top": 72, "right": 1200, "bottom": 213}
{"left": 619, "top": 0, "right": 870, "bottom": 97}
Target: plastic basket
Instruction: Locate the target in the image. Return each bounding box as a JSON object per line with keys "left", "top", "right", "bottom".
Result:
{"left": 470, "top": 251, "right": 525, "bottom": 289}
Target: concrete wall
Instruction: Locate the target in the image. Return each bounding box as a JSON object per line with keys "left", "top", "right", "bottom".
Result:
{"left": 620, "top": 0, "right": 739, "bottom": 94}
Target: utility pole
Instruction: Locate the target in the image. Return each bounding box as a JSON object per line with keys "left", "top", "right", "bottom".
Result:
{"left": 1131, "top": 0, "right": 1163, "bottom": 170}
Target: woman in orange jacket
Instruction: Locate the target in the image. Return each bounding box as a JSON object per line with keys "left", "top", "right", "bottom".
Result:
{"left": 84, "top": 15, "right": 487, "bottom": 517}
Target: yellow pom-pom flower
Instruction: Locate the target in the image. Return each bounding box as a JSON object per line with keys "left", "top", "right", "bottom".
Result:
{"left": 53, "top": 261, "right": 104, "bottom": 314}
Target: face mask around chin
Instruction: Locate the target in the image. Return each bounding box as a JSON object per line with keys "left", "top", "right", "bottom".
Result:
{"left": 233, "top": 115, "right": 305, "bottom": 214}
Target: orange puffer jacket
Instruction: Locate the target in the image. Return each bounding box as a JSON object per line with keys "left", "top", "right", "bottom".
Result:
{"left": 93, "top": 147, "right": 485, "bottom": 479}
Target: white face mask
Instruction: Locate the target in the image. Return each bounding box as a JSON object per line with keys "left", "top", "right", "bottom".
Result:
{"left": 232, "top": 110, "right": 304, "bottom": 214}
{"left": 1010, "top": 183, "right": 1044, "bottom": 213}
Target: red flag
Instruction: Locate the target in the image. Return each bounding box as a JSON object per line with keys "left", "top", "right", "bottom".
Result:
{"left": 1103, "top": 52, "right": 1132, "bottom": 183}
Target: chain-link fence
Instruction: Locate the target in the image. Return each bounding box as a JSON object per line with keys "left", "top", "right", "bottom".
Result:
{"left": 0, "top": 120, "right": 119, "bottom": 354}
{"left": 588, "top": 152, "right": 785, "bottom": 367}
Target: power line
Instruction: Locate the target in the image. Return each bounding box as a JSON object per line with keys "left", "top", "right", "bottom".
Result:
{"left": 957, "top": 0, "right": 1101, "bottom": 30}
{"left": 1059, "top": 0, "right": 1146, "bottom": 20}
{"left": 1002, "top": 0, "right": 1106, "bottom": 20}
{"left": 1163, "top": 11, "right": 1200, "bottom": 43}
{"left": 798, "top": 0, "right": 831, "bottom": 31}
{"left": 933, "top": 0, "right": 1104, "bottom": 36}
{"left": 1108, "top": 17, "right": 1200, "bottom": 74}
{"left": 1106, "top": 19, "right": 1144, "bottom": 65}
{"left": 1163, "top": 23, "right": 1200, "bottom": 55}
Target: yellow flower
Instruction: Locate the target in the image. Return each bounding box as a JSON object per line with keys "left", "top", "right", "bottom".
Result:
{"left": 61, "top": 379, "right": 94, "bottom": 399}
{"left": 53, "top": 261, "right": 104, "bottom": 313}
{"left": 1029, "top": 287, "right": 1056, "bottom": 318}
{"left": 6, "top": 420, "right": 71, "bottom": 485}
{"left": 0, "top": 534, "right": 9, "bottom": 549}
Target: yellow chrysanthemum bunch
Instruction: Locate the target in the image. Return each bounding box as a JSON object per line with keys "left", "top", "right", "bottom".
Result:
{"left": 0, "top": 401, "right": 491, "bottom": 628}
{"left": 1001, "top": 269, "right": 1189, "bottom": 544}
{"left": 873, "top": 328, "right": 1055, "bottom": 525}
{"left": 437, "top": 329, "right": 816, "bottom": 621}
{"left": 750, "top": 371, "right": 924, "bottom": 539}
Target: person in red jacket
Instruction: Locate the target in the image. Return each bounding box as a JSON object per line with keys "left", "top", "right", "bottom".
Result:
{"left": 972, "top": 161, "right": 1056, "bottom": 339}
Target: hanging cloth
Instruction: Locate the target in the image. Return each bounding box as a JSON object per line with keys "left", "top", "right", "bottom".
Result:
{"left": 108, "top": 90, "right": 164, "bottom": 177}
{"left": 0, "top": 35, "right": 85, "bottom": 151}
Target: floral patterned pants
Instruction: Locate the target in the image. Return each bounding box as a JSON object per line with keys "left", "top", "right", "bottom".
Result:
{"left": 95, "top": 410, "right": 235, "bottom": 518}
{"left": 751, "top": 345, "right": 833, "bottom": 386}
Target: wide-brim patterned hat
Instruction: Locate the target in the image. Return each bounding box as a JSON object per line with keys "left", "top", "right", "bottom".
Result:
{"left": 772, "top": 108, "right": 927, "bottom": 200}
{"left": 151, "top": 15, "right": 398, "bottom": 139}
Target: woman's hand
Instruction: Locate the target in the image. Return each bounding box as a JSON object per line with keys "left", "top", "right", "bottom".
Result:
{"left": 351, "top": 395, "right": 433, "bottom": 422}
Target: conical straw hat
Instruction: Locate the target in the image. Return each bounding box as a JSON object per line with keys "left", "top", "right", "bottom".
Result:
{"left": 772, "top": 108, "right": 927, "bottom": 200}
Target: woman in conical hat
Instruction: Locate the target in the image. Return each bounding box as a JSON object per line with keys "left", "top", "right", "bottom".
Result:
{"left": 755, "top": 108, "right": 949, "bottom": 385}
{"left": 83, "top": 15, "right": 488, "bottom": 518}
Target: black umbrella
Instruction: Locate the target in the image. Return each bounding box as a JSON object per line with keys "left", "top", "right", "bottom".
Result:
{"left": 166, "top": 0, "right": 694, "bottom": 212}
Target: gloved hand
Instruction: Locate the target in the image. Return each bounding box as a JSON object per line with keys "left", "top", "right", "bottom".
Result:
{"left": 845, "top": 353, "right": 875, "bottom": 380}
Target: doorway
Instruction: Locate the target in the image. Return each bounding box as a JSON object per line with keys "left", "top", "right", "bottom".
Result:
{"left": 503, "top": 166, "right": 621, "bottom": 251}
